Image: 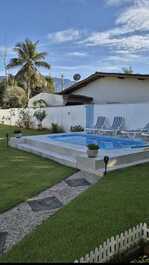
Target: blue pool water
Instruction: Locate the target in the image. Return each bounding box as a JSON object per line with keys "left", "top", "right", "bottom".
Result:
{"left": 48, "top": 133, "right": 144, "bottom": 150}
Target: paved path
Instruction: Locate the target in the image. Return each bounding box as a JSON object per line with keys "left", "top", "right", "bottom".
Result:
{"left": 0, "top": 171, "right": 101, "bottom": 255}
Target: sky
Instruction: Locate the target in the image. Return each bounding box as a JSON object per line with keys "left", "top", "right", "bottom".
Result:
{"left": 0, "top": 0, "right": 149, "bottom": 80}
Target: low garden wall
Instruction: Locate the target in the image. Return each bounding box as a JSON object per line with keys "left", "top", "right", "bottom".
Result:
{"left": 1, "top": 102, "right": 149, "bottom": 131}
{"left": 0, "top": 106, "right": 86, "bottom": 131}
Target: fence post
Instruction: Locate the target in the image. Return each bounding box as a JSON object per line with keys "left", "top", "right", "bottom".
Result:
{"left": 142, "top": 223, "right": 148, "bottom": 240}
{"left": 94, "top": 248, "right": 99, "bottom": 263}
{"left": 110, "top": 236, "right": 115, "bottom": 257}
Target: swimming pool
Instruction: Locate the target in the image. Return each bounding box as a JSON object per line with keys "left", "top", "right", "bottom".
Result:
{"left": 10, "top": 133, "right": 149, "bottom": 172}
{"left": 48, "top": 133, "right": 144, "bottom": 150}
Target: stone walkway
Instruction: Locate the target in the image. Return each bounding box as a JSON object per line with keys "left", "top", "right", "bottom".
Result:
{"left": 0, "top": 171, "right": 101, "bottom": 256}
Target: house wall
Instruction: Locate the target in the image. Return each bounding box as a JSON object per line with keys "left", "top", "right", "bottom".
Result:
{"left": 93, "top": 102, "right": 149, "bottom": 130}
{"left": 73, "top": 77, "right": 149, "bottom": 104}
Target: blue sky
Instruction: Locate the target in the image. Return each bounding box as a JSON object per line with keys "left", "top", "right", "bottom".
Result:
{"left": 0, "top": 0, "right": 149, "bottom": 79}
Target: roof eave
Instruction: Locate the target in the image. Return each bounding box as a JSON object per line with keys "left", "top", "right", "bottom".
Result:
{"left": 59, "top": 72, "right": 149, "bottom": 95}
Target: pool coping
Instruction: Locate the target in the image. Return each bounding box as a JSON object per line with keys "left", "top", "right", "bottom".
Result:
{"left": 9, "top": 133, "right": 149, "bottom": 175}
{"left": 21, "top": 132, "right": 146, "bottom": 156}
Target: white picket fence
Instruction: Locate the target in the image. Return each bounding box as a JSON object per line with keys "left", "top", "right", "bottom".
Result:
{"left": 75, "top": 223, "right": 149, "bottom": 263}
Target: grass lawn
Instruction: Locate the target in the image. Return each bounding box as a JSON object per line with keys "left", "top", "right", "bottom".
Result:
{"left": 0, "top": 125, "right": 75, "bottom": 213}
{"left": 0, "top": 162, "right": 149, "bottom": 263}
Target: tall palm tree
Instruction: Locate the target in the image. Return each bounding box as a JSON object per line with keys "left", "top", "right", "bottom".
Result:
{"left": 7, "top": 39, "right": 50, "bottom": 100}
{"left": 122, "top": 66, "right": 134, "bottom": 74}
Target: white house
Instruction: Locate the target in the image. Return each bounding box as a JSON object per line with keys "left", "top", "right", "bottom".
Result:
{"left": 2, "top": 72, "right": 149, "bottom": 131}
{"left": 60, "top": 72, "right": 149, "bottom": 104}
{"left": 28, "top": 93, "right": 64, "bottom": 107}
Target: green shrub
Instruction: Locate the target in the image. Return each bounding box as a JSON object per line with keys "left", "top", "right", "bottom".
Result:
{"left": 16, "top": 109, "right": 33, "bottom": 129}
{"left": 50, "top": 123, "right": 65, "bottom": 134}
{"left": 14, "top": 130, "right": 22, "bottom": 134}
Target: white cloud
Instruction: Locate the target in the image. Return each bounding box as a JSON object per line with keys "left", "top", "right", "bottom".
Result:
{"left": 106, "top": 0, "right": 132, "bottom": 6}
{"left": 53, "top": 64, "right": 92, "bottom": 71}
{"left": 114, "top": 50, "right": 140, "bottom": 59}
{"left": 80, "top": 0, "right": 149, "bottom": 54}
{"left": 98, "top": 64, "right": 121, "bottom": 72}
{"left": 46, "top": 0, "right": 149, "bottom": 78}
{"left": 106, "top": 0, "right": 148, "bottom": 7}
{"left": 0, "top": 46, "right": 15, "bottom": 57}
{"left": 104, "top": 0, "right": 149, "bottom": 33}
{"left": 66, "top": 51, "right": 87, "bottom": 57}
{"left": 101, "top": 52, "right": 143, "bottom": 68}
{"left": 116, "top": 2, "right": 149, "bottom": 32}
{"left": 48, "top": 29, "right": 81, "bottom": 43}
{"left": 81, "top": 31, "right": 112, "bottom": 46}
{"left": 81, "top": 31, "right": 149, "bottom": 53}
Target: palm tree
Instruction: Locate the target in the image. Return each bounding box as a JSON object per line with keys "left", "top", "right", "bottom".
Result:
{"left": 122, "top": 66, "right": 134, "bottom": 74}
{"left": 7, "top": 39, "right": 51, "bottom": 101}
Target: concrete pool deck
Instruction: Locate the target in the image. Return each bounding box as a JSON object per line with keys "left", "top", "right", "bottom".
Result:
{"left": 9, "top": 133, "right": 149, "bottom": 174}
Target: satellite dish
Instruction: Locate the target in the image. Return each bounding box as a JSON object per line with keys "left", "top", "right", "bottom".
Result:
{"left": 73, "top": 73, "right": 81, "bottom": 81}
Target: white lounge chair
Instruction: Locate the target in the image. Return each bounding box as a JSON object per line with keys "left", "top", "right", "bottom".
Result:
{"left": 121, "top": 123, "right": 149, "bottom": 138}
{"left": 86, "top": 116, "right": 107, "bottom": 134}
{"left": 100, "top": 116, "right": 126, "bottom": 135}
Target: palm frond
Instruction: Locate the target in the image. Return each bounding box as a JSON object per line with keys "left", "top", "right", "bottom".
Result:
{"left": 14, "top": 47, "right": 27, "bottom": 60}
{"left": 35, "top": 61, "right": 51, "bottom": 69}
{"left": 7, "top": 58, "right": 24, "bottom": 69}
{"left": 33, "top": 52, "right": 47, "bottom": 61}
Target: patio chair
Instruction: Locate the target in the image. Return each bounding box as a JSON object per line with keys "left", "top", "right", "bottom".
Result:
{"left": 86, "top": 116, "right": 107, "bottom": 134}
{"left": 100, "top": 116, "right": 126, "bottom": 135}
{"left": 121, "top": 122, "right": 149, "bottom": 138}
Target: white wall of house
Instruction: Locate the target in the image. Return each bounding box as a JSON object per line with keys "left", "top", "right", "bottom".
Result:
{"left": 73, "top": 77, "right": 149, "bottom": 104}
{"left": 93, "top": 102, "right": 149, "bottom": 129}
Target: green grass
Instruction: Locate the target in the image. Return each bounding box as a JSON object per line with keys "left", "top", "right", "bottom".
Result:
{"left": 0, "top": 162, "right": 149, "bottom": 263}
{"left": 0, "top": 125, "right": 75, "bottom": 213}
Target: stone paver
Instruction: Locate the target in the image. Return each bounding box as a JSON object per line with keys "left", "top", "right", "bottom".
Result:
{"left": 65, "top": 178, "right": 91, "bottom": 187}
{"left": 28, "top": 197, "right": 63, "bottom": 212}
{"left": 0, "top": 171, "right": 102, "bottom": 255}
{"left": 0, "top": 232, "right": 8, "bottom": 255}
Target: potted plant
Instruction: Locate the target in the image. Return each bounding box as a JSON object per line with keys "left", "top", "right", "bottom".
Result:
{"left": 87, "top": 144, "right": 99, "bottom": 158}
{"left": 70, "top": 125, "right": 84, "bottom": 132}
{"left": 14, "top": 129, "right": 22, "bottom": 139}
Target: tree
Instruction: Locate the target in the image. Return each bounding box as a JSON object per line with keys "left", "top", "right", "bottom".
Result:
{"left": 1, "top": 75, "right": 27, "bottom": 108}
{"left": 45, "top": 76, "right": 55, "bottom": 94}
{"left": 30, "top": 74, "right": 55, "bottom": 97}
{"left": 7, "top": 39, "right": 51, "bottom": 101}
{"left": 0, "top": 48, "right": 8, "bottom": 107}
{"left": 122, "top": 66, "right": 134, "bottom": 74}
{"left": 0, "top": 80, "right": 5, "bottom": 107}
